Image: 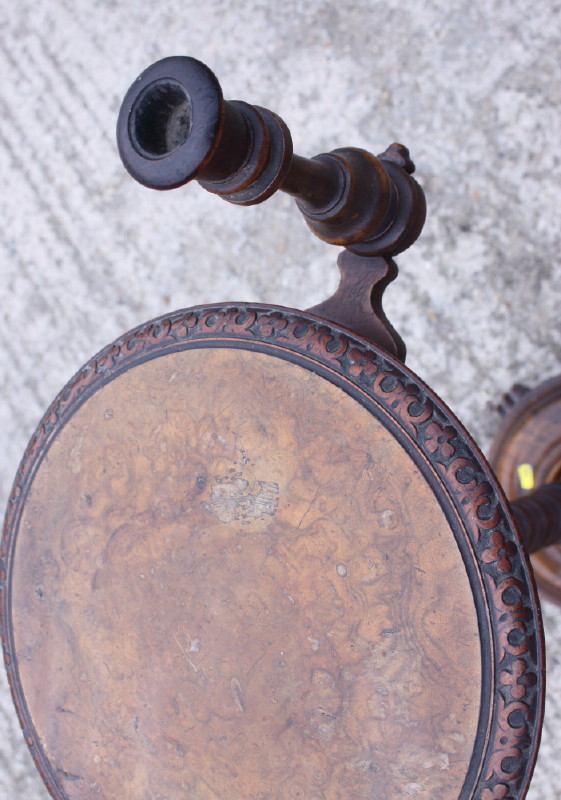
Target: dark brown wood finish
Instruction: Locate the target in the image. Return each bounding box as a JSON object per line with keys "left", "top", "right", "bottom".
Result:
{"left": 307, "top": 250, "right": 406, "bottom": 361}
{"left": 116, "top": 57, "right": 426, "bottom": 257}
{"left": 510, "top": 483, "right": 561, "bottom": 554}
{"left": 1, "top": 305, "right": 544, "bottom": 800}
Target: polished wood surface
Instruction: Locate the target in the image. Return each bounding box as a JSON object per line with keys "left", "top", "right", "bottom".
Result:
{"left": 117, "top": 57, "right": 426, "bottom": 256}
{"left": 12, "top": 348, "right": 480, "bottom": 799}
{"left": 2, "top": 305, "right": 544, "bottom": 800}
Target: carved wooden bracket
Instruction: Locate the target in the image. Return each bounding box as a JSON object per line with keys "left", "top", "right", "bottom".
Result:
{"left": 307, "top": 250, "right": 405, "bottom": 361}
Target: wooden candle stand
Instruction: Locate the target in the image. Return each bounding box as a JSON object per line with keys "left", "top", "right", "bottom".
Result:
{"left": 1, "top": 56, "right": 559, "bottom": 800}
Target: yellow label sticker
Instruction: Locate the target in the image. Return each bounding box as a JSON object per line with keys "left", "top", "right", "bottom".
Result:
{"left": 517, "top": 463, "right": 535, "bottom": 491}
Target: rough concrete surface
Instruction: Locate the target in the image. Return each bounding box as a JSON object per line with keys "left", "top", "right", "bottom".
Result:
{"left": 0, "top": 0, "right": 560, "bottom": 797}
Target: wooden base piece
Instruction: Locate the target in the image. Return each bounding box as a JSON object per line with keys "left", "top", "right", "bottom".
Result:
{"left": 489, "top": 375, "right": 561, "bottom": 603}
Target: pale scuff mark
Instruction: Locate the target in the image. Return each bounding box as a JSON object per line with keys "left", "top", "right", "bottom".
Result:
{"left": 377, "top": 508, "right": 397, "bottom": 529}
{"left": 231, "top": 677, "right": 245, "bottom": 712}
{"left": 173, "top": 633, "right": 198, "bottom": 672}
{"left": 69, "top": 434, "right": 84, "bottom": 474}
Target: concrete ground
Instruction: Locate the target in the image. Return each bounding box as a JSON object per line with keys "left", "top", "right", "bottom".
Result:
{"left": 1, "top": 0, "right": 560, "bottom": 797}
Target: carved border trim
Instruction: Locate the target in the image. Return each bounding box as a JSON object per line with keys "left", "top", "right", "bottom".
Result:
{"left": 1, "top": 304, "right": 544, "bottom": 800}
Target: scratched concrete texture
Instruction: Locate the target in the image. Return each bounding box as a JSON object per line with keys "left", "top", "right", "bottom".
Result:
{"left": 1, "top": 0, "right": 560, "bottom": 798}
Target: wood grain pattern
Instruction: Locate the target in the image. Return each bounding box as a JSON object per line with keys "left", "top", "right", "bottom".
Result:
{"left": 11, "top": 348, "right": 481, "bottom": 800}
{"left": 1, "top": 305, "right": 544, "bottom": 800}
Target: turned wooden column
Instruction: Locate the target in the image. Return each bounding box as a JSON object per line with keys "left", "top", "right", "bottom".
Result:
{"left": 511, "top": 483, "right": 561, "bottom": 554}
{"left": 117, "top": 56, "right": 425, "bottom": 257}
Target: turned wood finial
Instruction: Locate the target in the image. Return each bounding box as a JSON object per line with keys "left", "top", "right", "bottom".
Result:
{"left": 117, "top": 56, "right": 425, "bottom": 257}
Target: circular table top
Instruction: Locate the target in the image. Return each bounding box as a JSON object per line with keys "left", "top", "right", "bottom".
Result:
{"left": 1, "top": 304, "right": 544, "bottom": 800}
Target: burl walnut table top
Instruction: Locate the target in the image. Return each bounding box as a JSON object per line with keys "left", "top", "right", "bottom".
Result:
{"left": 1, "top": 305, "right": 544, "bottom": 800}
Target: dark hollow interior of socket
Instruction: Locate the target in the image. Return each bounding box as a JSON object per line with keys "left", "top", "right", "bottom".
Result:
{"left": 130, "top": 80, "right": 192, "bottom": 158}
